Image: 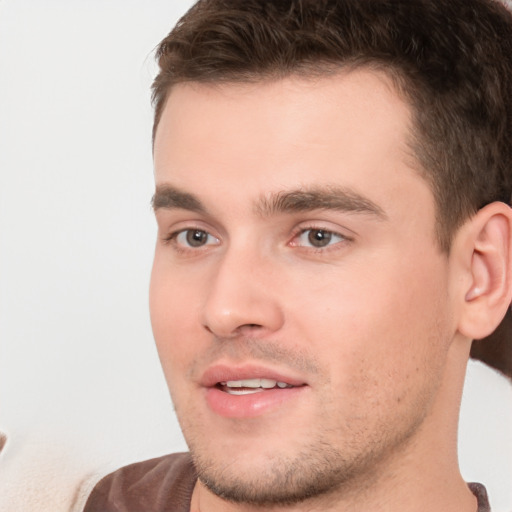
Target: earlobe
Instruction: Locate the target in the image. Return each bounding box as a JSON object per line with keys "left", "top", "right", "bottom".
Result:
{"left": 457, "top": 202, "right": 512, "bottom": 340}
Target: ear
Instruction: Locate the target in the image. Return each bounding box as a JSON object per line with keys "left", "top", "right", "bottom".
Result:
{"left": 456, "top": 202, "right": 512, "bottom": 340}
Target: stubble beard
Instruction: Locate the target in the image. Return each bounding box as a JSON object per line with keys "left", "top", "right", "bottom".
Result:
{"left": 184, "top": 415, "right": 426, "bottom": 508}
{"left": 192, "top": 447, "right": 366, "bottom": 507}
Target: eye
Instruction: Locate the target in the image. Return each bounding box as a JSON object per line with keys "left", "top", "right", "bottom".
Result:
{"left": 173, "top": 229, "right": 219, "bottom": 248}
{"left": 294, "top": 228, "right": 346, "bottom": 248}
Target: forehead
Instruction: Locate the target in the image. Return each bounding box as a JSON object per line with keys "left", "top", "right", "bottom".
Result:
{"left": 153, "top": 70, "right": 427, "bottom": 217}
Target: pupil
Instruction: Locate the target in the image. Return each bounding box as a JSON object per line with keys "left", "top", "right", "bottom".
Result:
{"left": 308, "top": 229, "right": 332, "bottom": 247}
{"left": 186, "top": 230, "right": 207, "bottom": 247}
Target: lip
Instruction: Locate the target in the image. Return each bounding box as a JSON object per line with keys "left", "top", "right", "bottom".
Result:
{"left": 200, "top": 363, "right": 307, "bottom": 388}
{"left": 200, "top": 363, "right": 308, "bottom": 419}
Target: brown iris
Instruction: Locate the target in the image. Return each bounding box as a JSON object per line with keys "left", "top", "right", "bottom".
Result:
{"left": 186, "top": 229, "right": 208, "bottom": 247}
{"left": 307, "top": 229, "right": 333, "bottom": 247}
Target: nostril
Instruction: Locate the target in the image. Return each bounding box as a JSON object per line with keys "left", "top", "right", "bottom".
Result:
{"left": 239, "top": 323, "right": 264, "bottom": 331}
{"left": 235, "top": 323, "right": 265, "bottom": 336}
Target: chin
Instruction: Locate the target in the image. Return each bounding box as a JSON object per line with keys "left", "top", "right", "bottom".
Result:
{"left": 192, "top": 447, "right": 352, "bottom": 506}
{"left": 183, "top": 408, "right": 426, "bottom": 507}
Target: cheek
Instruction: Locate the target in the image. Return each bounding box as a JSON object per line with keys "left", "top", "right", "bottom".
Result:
{"left": 149, "top": 256, "right": 201, "bottom": 376}
{"left": 293, "top": 252, "right": 452, "bottom": 404}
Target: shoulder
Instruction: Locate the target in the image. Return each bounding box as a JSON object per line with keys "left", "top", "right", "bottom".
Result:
{"left": 468, "top": 482, "right": 491, "bottom": 512}
{"left": 83, "top": 452, "right": 196, "bottom": 512}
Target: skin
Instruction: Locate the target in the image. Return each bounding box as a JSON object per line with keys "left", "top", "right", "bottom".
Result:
{"left": 150, "top": 71, "right": 479, "bottom": 512}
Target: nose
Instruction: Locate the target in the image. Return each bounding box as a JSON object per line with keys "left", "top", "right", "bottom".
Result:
{"left": 201, "top": 247, "right": 285, "bottom": 339}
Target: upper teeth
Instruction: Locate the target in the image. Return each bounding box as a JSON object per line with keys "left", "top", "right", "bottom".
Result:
{"left": 221, "top": 379, "right": 291, "bottom": 389}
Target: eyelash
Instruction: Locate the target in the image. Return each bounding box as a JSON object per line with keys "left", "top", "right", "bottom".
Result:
{"left": 161, "top": 225, "right": 352, "bottom": 254}
{"left": 162, "top": 227, "right": 219, "bottom": 251}
{"left": 290, "top": 226, "right": 352, "bottom": 252}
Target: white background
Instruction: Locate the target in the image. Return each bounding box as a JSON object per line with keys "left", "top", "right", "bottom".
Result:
{"left": 0, "top": 1, "right": 511, "bottom": 511}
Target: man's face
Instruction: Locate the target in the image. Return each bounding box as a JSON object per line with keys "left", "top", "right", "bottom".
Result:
{"left": 150, "top": 71, "right": 458, "bottom": 505}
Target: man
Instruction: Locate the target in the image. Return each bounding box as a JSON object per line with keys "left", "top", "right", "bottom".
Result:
{"left": 84, "top": 0, "right": 512, "bottom": 510}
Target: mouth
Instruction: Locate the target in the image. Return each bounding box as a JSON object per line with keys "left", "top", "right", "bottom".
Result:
{"left": 217, "top": 378, "right": 296, "bottom": 395}
{"left": 201, "top": 364, "right": 308, "bottom": 418}
{"left": 201, "top": 364, "right": 307, "bottom": 390}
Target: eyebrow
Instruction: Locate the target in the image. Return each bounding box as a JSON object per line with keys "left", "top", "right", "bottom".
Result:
{"left": 152, "top": 185, "right": 207, "bottom": 213}
{"left": 152, "top": 184, "right": 387, "bottom": 220}
{"left": 255, "top": 186, "right": 387, "bottom": 219}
